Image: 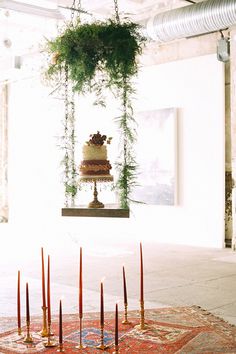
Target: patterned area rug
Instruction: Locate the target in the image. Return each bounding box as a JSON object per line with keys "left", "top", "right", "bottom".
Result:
{"left": 0, "top": 306, "right": 236, "bottom": 353}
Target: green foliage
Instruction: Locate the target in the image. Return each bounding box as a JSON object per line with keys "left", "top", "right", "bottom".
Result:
{"left": 46, "top": 20, "right": 145, "bottom": 94}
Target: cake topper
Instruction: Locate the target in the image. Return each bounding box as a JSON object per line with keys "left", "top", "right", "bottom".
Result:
{"left": 86, "top": 131, "right": 112, "bottom": 146}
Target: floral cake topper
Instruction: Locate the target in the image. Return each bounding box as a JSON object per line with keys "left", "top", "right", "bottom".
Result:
{"left": 86, "top": 131, "right": 112, "bottom": 146}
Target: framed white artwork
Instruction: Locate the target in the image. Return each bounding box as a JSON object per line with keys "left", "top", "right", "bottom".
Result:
{"left": 131, "top": 108, "right": 178, "bottom": 206}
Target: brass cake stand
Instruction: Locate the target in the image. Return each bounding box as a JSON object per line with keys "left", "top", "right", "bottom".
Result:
{"left": 79, "top": 176, "right": 113, "bottom": 209}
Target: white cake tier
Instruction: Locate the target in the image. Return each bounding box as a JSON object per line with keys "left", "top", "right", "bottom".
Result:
{"left": 82, "top": 145, "right": 107, "bottom": 160}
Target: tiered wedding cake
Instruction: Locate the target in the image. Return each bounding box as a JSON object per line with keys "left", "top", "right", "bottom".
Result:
{"left": 79, "top": 131, "right": 113, "bottom": 179}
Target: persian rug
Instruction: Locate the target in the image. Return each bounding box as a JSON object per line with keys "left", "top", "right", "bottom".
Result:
{"left": 0, "top": 306, "right": 236, "bottom": 353}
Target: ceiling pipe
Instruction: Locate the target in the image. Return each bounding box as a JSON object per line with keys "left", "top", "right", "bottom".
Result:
{"left": 146, "top": 0, "right": 236, "bottom": 42}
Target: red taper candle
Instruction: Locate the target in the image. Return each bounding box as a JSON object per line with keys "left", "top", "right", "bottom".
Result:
{"left": 41, "top": 248, "right": 46, "bottom": 307}
{"left": 115, "top": 303, "right": 118, "bottom": 346}
{"left": 47, "top": 255, "right": 51, "bottom": 323}
{"left": 79, "top": 247, "right": 83, "bottom": 318}
{"left": 100, "top": 282, "right": 104, "bottom": 327}
{"left": 122, "top": 266, "right": 127, "bottom": 305}
{"left": 26, "top": 282, "right": 30, "bottom": 323}
{"left": 140, "top": 243, "right": 144, "bottom": 302}
{"left": 59, "top": 300, "right": 63, "bottom": 345}
{"left": 17, "top": 270, "right": 21, "bottom": 330}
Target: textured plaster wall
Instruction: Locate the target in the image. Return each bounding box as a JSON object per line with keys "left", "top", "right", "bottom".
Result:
{"left": 230, "top": 26, "right": 236, "bottom": 250}
{"left": 225, "top": 61, "right": 232, "bottom": 246}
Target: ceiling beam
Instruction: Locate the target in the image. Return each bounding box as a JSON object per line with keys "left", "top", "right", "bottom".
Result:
{"left": 0, "top": 0, "right": 63, "bottom": 19}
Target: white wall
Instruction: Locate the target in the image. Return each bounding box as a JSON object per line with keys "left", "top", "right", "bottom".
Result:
{"left": 133, "top": 54, "right": 225, "bottom": 248}
{"left": 1, "top": 53, "right": 225, "bottom": 255}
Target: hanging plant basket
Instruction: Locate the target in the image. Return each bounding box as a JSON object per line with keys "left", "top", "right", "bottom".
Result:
{"left": 45, "top": 17, "right": 146, "bottom": 210}
{"left": 46, "top": 20, "right": 145, "bottom": 95}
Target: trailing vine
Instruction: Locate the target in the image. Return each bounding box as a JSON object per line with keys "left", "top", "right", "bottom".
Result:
{"left": 45, "top": 0, "right": 146, "bottom": 208}
{"left": 61, "top": 1, "right": 81, "bottom": 207}
{"left": 115, "top": 75, "right": 138, "bottom": 208}
{"left": 62, "top": 65, "right": 77, "bottom": 206}
{"left": 63, "top": 65, "right": 70, "bottom": 206}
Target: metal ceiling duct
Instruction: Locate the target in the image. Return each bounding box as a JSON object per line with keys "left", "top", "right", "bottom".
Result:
{"left": 146, "top": 0, "right": 236, "bottom": 42}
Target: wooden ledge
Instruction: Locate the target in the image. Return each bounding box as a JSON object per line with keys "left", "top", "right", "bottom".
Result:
{"left": 61, "top": 205, "right": 130, "bottom": 218}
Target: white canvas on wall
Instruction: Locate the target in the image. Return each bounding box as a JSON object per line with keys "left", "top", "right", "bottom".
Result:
{"left": 131, "top": 108, "right": 178, "bottom": 205}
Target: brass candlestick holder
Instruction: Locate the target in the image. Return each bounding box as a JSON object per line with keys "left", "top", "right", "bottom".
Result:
{"left": 80, "top": 176, "right": 113, "bottom": 209}
{"left": 40, "top": 306, "right": 48, "bottom": 337}
{"left": 122, "top": 303, "right": 131, "bottom": 325}
{"left": 48, "top": 328, "right": 54, "bottom": 337}
{"left": 97, "top": 325, "right": 108, "bottom": 350}
{"left": 113, "top": 344, "right": 119, "bottom": 353}
{"left": 18, "top": 327, "right": 22, "bottom": 336}
{"left": 23, "top": 321, "right": 33, "bottom": 343}
{"left": 44, "top": 321, "right": 57, "bottom": 348}
{"left": 57, "top": 343, "right": 65, "bottom": 352}
{"left": 135, "top": 301, "right": 148, "bottom": 331}
{"left": 75, "top": 317, "right": 86, "bottom": 349}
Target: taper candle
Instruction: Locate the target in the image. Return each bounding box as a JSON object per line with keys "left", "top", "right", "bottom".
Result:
{"left": 44, "top": 262, "right": 57, "bottom": 348}
{"left": 41, "top": 248, "right": 46, "bottom": 308}
{"left": 140, "top": 243, "right": 144, "bottom": 302}
{"left": 59, "top": 300, "right": 63, "bottom": 345}
{"left": 79, "top": 247, "right": 83, "bottom": 318}
{"left": 17, "top": 270, "right": 21, "bottom": 330}
{"left": 100, "top": 281, "right": 104, "bottom": 327}
{"left": 122, "top": 266, "right": 127, "bottom": 305}
{"left": 115, "top": 303, "right": 118, "bottom": 346}
{"left": 24, "top": 282, "right": 33, "bottom": 345}
{"left": 26, "top": 282, "right": 30, "bottom": 323}
{"left": 47, "top": 255, "right": 51, "bottom": 323}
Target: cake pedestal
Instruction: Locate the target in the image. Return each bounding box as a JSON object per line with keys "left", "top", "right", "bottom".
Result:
{"left": 79, "top": 176, "right": 113, "bottom": 209}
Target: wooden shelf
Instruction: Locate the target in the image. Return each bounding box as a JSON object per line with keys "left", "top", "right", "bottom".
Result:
{"left": 61, "top": 204, "right": 130, "bottom": 218}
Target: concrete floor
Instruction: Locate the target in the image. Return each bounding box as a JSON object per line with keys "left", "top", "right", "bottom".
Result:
{"left": 1, "top": 239, "right": 236, "bottom": 330}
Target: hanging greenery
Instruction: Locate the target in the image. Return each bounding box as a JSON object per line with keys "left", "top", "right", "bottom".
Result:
{"left": 46, "top": 20, "right": 145, "bottom": 94}
{"left": 45, "top": 16, "right": 146, "bottom": 209}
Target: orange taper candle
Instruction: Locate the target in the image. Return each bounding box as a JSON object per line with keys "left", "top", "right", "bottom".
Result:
{"left": 41, "top": 248, "right": 46, "bottom": 308}
{"left": 115, "top": 303, "right": 118, "bottom": 346}
{"left": 100, "top": 282, "right": 104, "bottom": 327}
{"left": 140, "top": 243, "right": 144, "bottom": 302}
{"left": 17, "top": 270, "right": 21, "bottom": 330}
{"left": 79, "top": 247, "right": 83, "bottom": 318}
{"left": 47, "top": 255, "right": 51, "bottom": 323}
{"left": 26, "top": 282, "right": 30, "bottom": 323}
{"left": 59, "top": 300, "right": 63, "bottom": 345}
{"left": 122, "top": 266, "right": 127, "bottom": 305}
